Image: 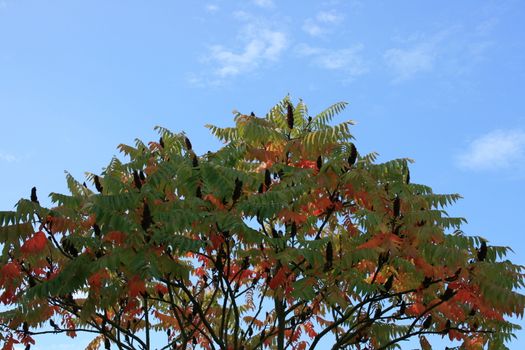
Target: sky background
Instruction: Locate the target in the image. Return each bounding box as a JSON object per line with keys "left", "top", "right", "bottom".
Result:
{"left": 1, "top": 0, "right": 524, "bottom": 348}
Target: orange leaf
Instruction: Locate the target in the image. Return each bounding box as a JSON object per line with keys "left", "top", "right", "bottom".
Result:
{"left": 303, "top": 321, "right": 317, "bottom": 338}
{"left": 279, "top": 208, "right": 308, "bottom": 225}
{"left": 406, "top": 302, "right": 426, "bottom": 316}
{"left": 103, "top": 231, "right": 127, "bottom": 245}
{"left": 20, "top": 231, "right": 47, "bottom": 255}
{"left": 88, "top": 270, "right": 110, "bottom": 292}
{"left": 128, "top": 276, "right": 146, "bottom": 298}
{"left": 295, "top": 160, "right": 317, "bottom": 169}
{"left": 203, "top": 194, "right": 225, "bottom": 209}
{"left": 357, "top": 233, "right": 402, "bottom": 250}
{"left": 269, "top": 267, "right": 287, "bottom": 290}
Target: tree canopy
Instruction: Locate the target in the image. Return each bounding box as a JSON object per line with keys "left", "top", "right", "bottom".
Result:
{"left": 0, "top": 97, "right": 524, "bottom": 350}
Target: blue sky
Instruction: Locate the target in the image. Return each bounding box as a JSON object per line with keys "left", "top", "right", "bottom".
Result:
{"left": 1, "top": 0, "right": 524, "bottom": 348}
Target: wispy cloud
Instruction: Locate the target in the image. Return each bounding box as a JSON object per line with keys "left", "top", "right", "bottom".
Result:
{"left": 316, "top": 10, "right": 344, "bottom": 24}
{"left": 296, "top": 43, "right": 367, "bottom": 77}
{"left": 302, "top": 10, "right": 344, "bottom": 37}
{"left": 384, "top": 18, "right": 498, "bottom": 82}
{"left": 192, "top": 12, "right": 287, "bottom": 83}
{"left": 383, "top": 29, "right": 450, "bottom": 82}
{"left": 0, "top": 151, "right": 17, "bottom": 162}
{"left": 384, "top": 44, "right": 436, "bottom": 82}
{"left": 252, "top": 0, "right": 273, "bottom": 8}
{"left": 456, "top": 130, "right": 525, "bottom": 171}
{"left": 204, "top": 4, "right": 219, "bottom": 13}
{"left": 209, "top": 29, "right": 286, "bottom": 78}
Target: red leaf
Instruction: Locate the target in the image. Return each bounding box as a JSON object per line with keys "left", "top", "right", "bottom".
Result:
{"left": 203, "top": 194, "right": 225, "bottom": 209}
{"left": 0, "top": 262, "right": 21, "bottom": 284}
{"left": 406, "top": 302, "right": 426, "bottom": 316}
{"left": 303, "top": 321, "right": 317, "bottom": 338}
{"left": 20, "top": 231, "right": 47, "bottom": 255}
{"left": 128, "top": 276, "right": 146, "bottom": 298}
{"left": 279, "top": 208, "right": 308, "bottom": 225}
{"left": 295, "top": 160, "right": 317, "bottom": 169}
{"left": 88, "top": 270, "right": 110, "bottom": 292}
{"left": 357, "top": 233, "right": 402, "bottom": 250}
{"left": 1, "top": 336, "right": 17, "bottom": 350}
{"left": 103, "top": 231, "right": 127, "bottom": 245}
{"left": 269, "top": 267, "right": 287, "bottom": 290}
{"left": 154, "top": 283, "right": 168, "bottom": 295}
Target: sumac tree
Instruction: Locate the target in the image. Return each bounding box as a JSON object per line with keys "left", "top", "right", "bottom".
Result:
{"left": 0, "top": 98, "right": 524, "bottom": 350}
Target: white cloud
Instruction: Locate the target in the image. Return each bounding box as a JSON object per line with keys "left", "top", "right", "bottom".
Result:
{"left": 302, "top": 10, "right": 344, "bottom": 37}
{"left": 191, "top": 11, "right": 288, "bottom": 85}
{"left": 252, "top": 0, "right": 273, "bottom": 8}
{"left": 456, "top": 130, "right": 525, "bottom": 171}
{"left": 0, "top": 151, "right": 16, "bottom": 162}
{"left": 208, "top": 28, "right": 287, "bottom": 78}
{"left": 316, "top": 10, "right": 343, "bottom": 24}
{"left": 296, "top": 43, "right": 368, "bottom": 77}
{"left": 384, "top": 44, "right": 435, "bottom": 81}
{"left": 302, "top": 20, "right": 324, "bottom": 37}
{"left": 205, "top": 4, "right": 219, "bottom": 13}
{"left": 384, "top": 19, "right": 499, "bottom": 83}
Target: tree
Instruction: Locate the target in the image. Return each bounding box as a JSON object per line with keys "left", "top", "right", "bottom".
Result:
{"left": 0, "top": 97, "right": 523, "bottom": 350}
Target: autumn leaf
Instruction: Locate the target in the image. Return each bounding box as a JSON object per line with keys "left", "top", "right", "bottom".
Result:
{"left": 357, "top": 233, "right": 402, "bottom": 250}
{"left": 128, "top": 276, "right": 146, "bottom": 298}
{"left": 20, "top": 231, "right": 47, "bottom": 255}
{"left": 269, "top": 267, "right": 287, "bottom": 290}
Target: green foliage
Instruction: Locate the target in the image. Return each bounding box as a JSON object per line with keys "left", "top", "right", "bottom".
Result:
{"left": 0, "top": 98, "right": 523, "bottom": 350}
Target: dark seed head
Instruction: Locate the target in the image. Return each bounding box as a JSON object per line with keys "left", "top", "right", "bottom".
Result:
{"left": 383, "top": 275, "right": 394, "bottom": 292}
{"left": 286, "top": 102, "right": 294, "bottom": 130}
{"left": 232, "top": 178, "right": 243, "bottom": 202}
{"left": 192, "top": 154, "right": 199, "bottom": 168}
{"left": 422, "top": 276, "right": 432, "bottom": 288}
{"left": 422, "top": 315, "right": 432, "bottom": 329}
{"left": 93, "top": 224, "right": 101, "bottom": 236}
{"left": 133, "top": 170, "right": 142, "bottom": 190}
{"left": 184, "top": 136, "right": 192, "bottom": 151}
{"left": 94, "top": 175, "right": 103, "bottom": 193}
{"left": 325, "top": 241, "right": 333, "bottom": 270}
{"left": 393, "top": 195, "right": 400, "bottom": 217}
{"left": 348, "top": 143, "right": 357, "bottom": 167}
{"left": 440, "top": 287, "right": 456, "bottom": 301}
{"left": 290, "top": 222, "right": 297, "bottom": 239}
{"left": 264, "top": 169, "right": 271, "bottom": 188}
{"left": 30, "top": 187, "right": 38, "bottom": 203}
{"left": 141, "top": 202, "right": 153, "bottom": 231}
{"left": 477, "top": 240, "right": 487, "bottom": 261}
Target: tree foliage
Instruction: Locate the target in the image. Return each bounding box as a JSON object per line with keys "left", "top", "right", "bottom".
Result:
{"left": 0, "top": 97, "right": 524, "bottom": 350}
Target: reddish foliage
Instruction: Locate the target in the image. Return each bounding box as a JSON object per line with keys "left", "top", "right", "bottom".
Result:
{"left": 1, "top": 336, "right": 17, "bottom": 350}
{"left": 128, "top": 275, "right": 146, "bottom": 298}
{"left": 88, "top": 269, "right": 110, "bottom": 292}
{"left": 278, "top": 208, "right": 308, "bottom": 225}
{"left": 103, "top": 231, "right": 127, "bottom": 245}
{"left": 357, "top": 233, "right": 402, "bottom": 250}
{"left": 269, "top": 267, "right": 288, "bottom": 290}
{"left": 20, "top": 231, "right": 47, "bottom": 255}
